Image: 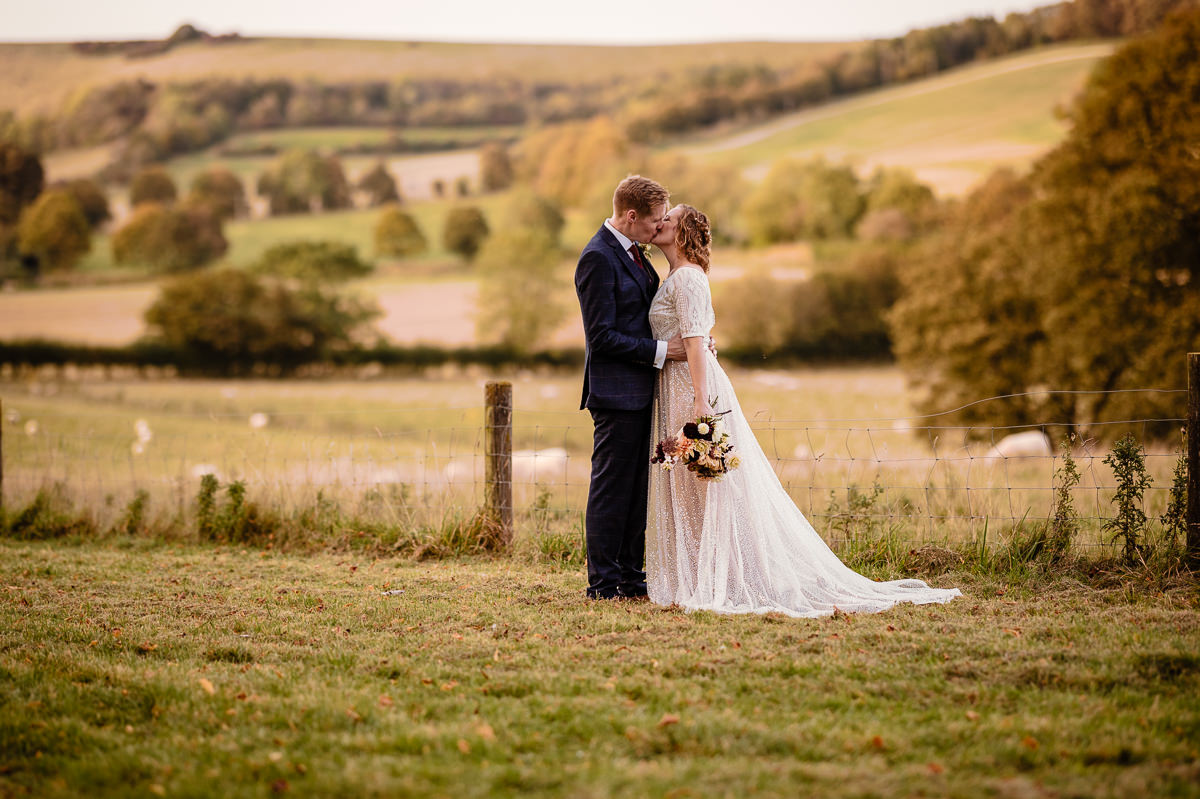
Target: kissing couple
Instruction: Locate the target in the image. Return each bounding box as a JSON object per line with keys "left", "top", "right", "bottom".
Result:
{"left": 574, "top": 175, "right": 961, "bottom": 617}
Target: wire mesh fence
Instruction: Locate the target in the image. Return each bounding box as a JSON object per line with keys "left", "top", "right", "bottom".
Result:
{"left": 0, "top": 381, "right": 1187, "bottom": 549}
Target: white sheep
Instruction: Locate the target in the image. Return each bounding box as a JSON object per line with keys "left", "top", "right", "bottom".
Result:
{"left": 984, "top": 431, "right": 1052, "bottom": 459}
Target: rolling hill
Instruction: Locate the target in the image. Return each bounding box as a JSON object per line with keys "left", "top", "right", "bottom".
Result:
{"left": 676, "top": 42, "right": 1113, "bottom": 194}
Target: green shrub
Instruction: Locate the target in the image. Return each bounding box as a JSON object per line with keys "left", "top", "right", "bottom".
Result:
{"left": 357, "top": 162, "right": 400, "bottom": 206}
{"left": 187, "top": 166, "right": 246, "bottom": 221}
{"left": 111, "top": 202, "right": 226, "bottom": 271}
{"left": 250, "top": 240, "right": 372, "bottom": 282}
{"left": 129, "top": 166, "right": 178, "bottom": 206}
{"left": 374, "top": 207, "right": 427, "bottom": 257}
{"left": 442, "top": 206, "right": 489, "bottom": 261}
{"left": 144, "top": 267, "right": 379, "bottom": 373}
{"left": 16, "top": 189, "right": 91, "bottom": 271}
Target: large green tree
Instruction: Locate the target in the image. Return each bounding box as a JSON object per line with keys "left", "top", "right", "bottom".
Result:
{"left": 476, "top": 227, "right": 565, "bottom": 352}
{"left": 374, "top": 207, "right": 427, "bottom": 258}
{"left": 188, "top": 166, "right": 247, "bottom": 221}
{"left": 112, "top": 202, "right": 226, "bottom": 272}
{"left": 250, "top": 240, "right": 372, "bottom": 282}
{"left": 442, "top": 206, "right": 490, "bottom": 261}
{"left": 890, "top": 10, "right": 1200, "bottom": 437}
{"left": 16, "top": 189, "right": 91, "bottom": 271}
{"left": 256, "top": 150, "right": 352, "bottom": 215}
{"left": 143, "top": 268, "right": 379, "bottom": 374}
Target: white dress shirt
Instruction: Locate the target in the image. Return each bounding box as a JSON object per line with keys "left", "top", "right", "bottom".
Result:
{"left": 604, "top": 219, "right": 667, "bottom": 369}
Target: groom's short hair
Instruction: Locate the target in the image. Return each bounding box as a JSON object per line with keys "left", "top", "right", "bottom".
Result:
{"left": 613, "top": 175, "right": 669, "bottom": 217}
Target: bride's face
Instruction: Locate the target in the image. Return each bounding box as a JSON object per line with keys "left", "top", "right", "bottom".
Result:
{"left": 652, "top": 206, "right": 682, "bottom": 248}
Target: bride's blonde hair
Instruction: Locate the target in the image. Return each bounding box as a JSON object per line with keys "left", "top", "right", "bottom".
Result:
{"left": 675, "top": 204, "right": 711, "bottom": 271}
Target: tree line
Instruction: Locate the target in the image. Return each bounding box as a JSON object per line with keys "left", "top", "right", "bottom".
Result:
{"left": 2, "top": 0, "right": 1194, "bottom": 180}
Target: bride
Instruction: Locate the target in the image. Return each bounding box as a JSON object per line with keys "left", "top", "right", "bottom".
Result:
{"left": 646, "top": 204, "right": 961, "bottom": 617}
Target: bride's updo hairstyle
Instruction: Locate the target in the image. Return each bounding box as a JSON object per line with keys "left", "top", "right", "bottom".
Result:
{"left": 674, "top": 204, "right": 711, "bottom": 271}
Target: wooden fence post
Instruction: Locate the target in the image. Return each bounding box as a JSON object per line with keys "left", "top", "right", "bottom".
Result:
{"left": 484, "top": 381, "right": 513, "bottom": 547}
{"left": 1187, "top": 353, "right": 1200, "bottom": 567}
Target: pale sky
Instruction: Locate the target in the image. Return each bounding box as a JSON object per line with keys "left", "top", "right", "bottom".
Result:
{"left": 3, "top": 0, "right": 1050, "bottom": 44}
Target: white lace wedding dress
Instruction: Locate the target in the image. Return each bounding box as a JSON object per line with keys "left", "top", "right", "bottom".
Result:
{"left": 646, "top": 267, "right": 961, "bottom": 617}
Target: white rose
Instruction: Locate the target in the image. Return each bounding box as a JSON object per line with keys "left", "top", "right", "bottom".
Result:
{"left": 697, "top": 423, "right": 710, "bottom": 435}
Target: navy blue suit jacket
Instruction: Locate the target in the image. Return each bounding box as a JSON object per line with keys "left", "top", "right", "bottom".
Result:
{"left": 575, "top": 225, "right": 661, "bottom": 411}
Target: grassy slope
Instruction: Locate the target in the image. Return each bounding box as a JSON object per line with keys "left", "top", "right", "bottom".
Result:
{"left": 676, "top": 43, "right": 1113, "bottom": 194}
{"left": 1, "top": 540, "right": 1197, "bottom": 798}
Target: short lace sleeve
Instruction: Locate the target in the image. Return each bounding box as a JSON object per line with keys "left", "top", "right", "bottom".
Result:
{"left": 672, "top": 268, "right": 713, "bottom": 338}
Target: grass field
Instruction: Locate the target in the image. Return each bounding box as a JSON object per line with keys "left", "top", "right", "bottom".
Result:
{"left": 0, "top": 367, "right": 1183, "bottom": 554}
{"left": 1, "top": 539, "right": 1197, "bottom": 798}
{"left": 678, "top": 43, "right": 1113, "bottom": 194}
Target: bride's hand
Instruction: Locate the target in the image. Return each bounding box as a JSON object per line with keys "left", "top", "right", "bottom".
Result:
{"left": 694, "top": 396, "right": 714, "bottom": 419}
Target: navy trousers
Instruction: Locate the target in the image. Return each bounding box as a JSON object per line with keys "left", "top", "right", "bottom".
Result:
{"left": 586, "top": 406, "right": 651, "bottom": 598}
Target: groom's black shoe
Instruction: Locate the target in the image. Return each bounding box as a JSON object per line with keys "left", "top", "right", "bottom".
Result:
{"left": 617, "top": 583, "right": 648, "bottom": 600}
{"left": 586, "top": 587, "right": 622, "bottom": 600}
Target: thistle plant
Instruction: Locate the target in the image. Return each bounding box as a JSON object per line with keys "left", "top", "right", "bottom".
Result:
{"left": 1102, "top": 433, "right": 1152, "bottom": 565}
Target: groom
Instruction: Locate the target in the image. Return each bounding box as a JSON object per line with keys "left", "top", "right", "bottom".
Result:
{"left": 575, "top": 175, "right": 685, "bottom": 600}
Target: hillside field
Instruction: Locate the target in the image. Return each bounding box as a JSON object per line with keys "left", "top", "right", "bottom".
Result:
{"left": 680, "top": 43, "right": 1113, "bottom": 194}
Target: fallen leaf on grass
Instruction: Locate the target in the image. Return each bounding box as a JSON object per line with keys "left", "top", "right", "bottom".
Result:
{"left": 928, "top": 763, "right": 945, "bottom": 775}
{"left": 965, "top": 711, "right": 980, "bottom": 721}
{"left": 198, "top": 678, "right": 215, "bottom": 696}
{"left": 148, "top": 785, "right": 166, "bottom": 797}
{"left": 871, "top": 736, "right": 885, "bottom": 750}
{"left": 476, "top": 723, "right": 495, "bottom": 741}
{"left": 440, "top": 681, "right": 459, "bottom": 692}
{"left": 345, "top": 708, "right": 362, "bottom": 723}
{"left": 457, "top": 739, "right": 471, "bottom": 754}
{"left": 138, "top": 642, "right": 157, "bottom": 652}
{"left": 1003, "top": 628, "right": 1022, "bottom": 637}
{"left": 378, "top": 695, "right": 394, "bottom": 708}
{"left": 1022, "top": 736, "right": 1039, "bottom": 750}
{"left": 271, "top": 779, "right": 289, "bottom": 794}
{"left": 658, "top": 713, "right": 680, "bottom": 728}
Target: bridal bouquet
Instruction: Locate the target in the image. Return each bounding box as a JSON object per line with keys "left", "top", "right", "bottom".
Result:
{"left": 651, "top": 410, "right": 741, "bottom": 481}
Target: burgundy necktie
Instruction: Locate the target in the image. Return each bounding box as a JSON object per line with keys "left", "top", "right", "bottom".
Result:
{"left": 628, "top": 244, "right": 647, "bottom": 273}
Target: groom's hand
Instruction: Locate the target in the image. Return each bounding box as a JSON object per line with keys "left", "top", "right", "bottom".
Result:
{"left": 665, "top": 335, "right": 687, "bottom": 361}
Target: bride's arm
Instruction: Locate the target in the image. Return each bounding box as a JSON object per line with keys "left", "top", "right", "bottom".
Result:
{"left": 683, "top": 336, "right": 713, "bottom": 419}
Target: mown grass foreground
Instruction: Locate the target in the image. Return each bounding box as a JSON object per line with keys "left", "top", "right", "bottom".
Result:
{"left": 2, "top": 541, "right": 1198, "bottom": 798}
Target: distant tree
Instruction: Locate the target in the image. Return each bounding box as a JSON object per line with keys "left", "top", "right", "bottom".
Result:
{"left": 431, "top": 179, "right": 446, "bottom": 198}
{"left": 56, "top": 179, "right": 111, "bottom": 229}
{"left": 374, "top": 207, "right": 427, "bottom": 258}
{"left": 500, "top": 190, "right": 564, "bottom": 244}
{"left": 889, "top": 170, "right": 1042, "bottom": 428}
{"left": 519, "top": 116, "right": 631, "bottom": 207}
{"left": 0, "top": 142, "right": 45, "bottom": 227}
{"left": 442, "top": 206, "right": 489, "bottom": 261}
{"left": 479, "top": 142, "right": 514, "bottom": 192}
{"left": 858, "top": 168, "right": 938, "bottom": 241}
{"left": 454, "top": 176, "right": 471, "bottom": 197}
{"left": 742, "top": 158, "right": 864, "bottom": 244}
{"left": 357, "top": 162, "right": 400, "bottom": 207}
{"left": 15, "top": 189, "right": 91, "bottom": 271}
{"left": 129, "top": 166, "right": 178, "bottom": 207}
{"left": 144, "top": 267, "right": 379, "bottom": 374}
{"left": 476, "top": 227, "right": 565, "bottom": 352}
{"left": 256, "top": 149, "right": 352, "bottom": 215}
{"left": 645, "top": 153, "right": 749, "bottom": 244}
{"left": 112, "top": 202, "right": 226, "bottom": 271}
{"left": 187, "top": 166, "right": 247, "bottom": 221}
{"left": 250, "top": 240, "right": 372, "bottom": 282}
